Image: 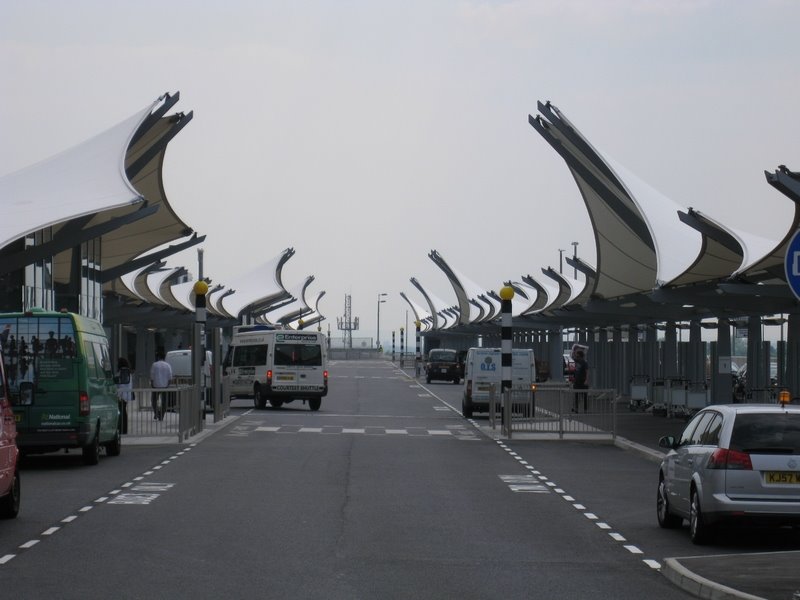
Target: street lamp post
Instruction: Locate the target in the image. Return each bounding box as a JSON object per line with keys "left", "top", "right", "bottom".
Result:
{"left": 571, "top": 241, "right": 579, "bottom": 278}
{"left": 377, "top": 293, "right": 387, "bottom": 350}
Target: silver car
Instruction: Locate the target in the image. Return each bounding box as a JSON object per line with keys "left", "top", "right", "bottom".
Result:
{"left": 657, "top": 404, "right": 800, "bottom": 544}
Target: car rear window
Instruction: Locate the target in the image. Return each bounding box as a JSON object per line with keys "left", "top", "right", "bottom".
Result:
{"left": 730, "top": 413, "right": 800, "bottom": 454}
{"left": 429, "top": 351, "right": 456, "bottom": 362}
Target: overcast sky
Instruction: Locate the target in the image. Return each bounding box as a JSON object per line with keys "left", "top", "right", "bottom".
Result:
{"left": 2, "top": 0, "right": 799, "bottom": 346}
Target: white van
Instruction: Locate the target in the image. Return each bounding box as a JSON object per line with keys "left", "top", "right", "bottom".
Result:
{"left": 223, "top": 326, "right": 328, "bottom": 411}
{"left": 461, "top": 347, "right": 536, "bottom": 418}
{"left": 165, "top": 349, "right": 213, "bottom": 412}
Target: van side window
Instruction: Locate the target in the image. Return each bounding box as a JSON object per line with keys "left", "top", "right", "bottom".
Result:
{"left": 84, "top": 341, "right": 99, "bottom": 378}
{"left": 95, "top": 343, "right": 113, "bottom": 378}
{"left": 233, "top": 344, "right": 268, "bottom": 367}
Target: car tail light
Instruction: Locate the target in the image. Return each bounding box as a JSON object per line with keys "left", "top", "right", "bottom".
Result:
{"left": 707, "top": 448, "right": 752, "bottom": 470}
{"left": 323, "top": 370, "right": 328, "bottom": 383}
{"left": 79, "top": 392, "right": 90, "bottom": 416}
{"left": 266, "top": 370, "right": 272, "bottom": 385}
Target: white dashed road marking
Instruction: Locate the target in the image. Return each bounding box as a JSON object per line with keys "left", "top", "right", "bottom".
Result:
{"left": 495, "top": 439, "right": 662, "bottom": 573}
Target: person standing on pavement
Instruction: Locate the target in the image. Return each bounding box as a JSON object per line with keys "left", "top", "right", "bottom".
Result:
{"left": 150, "top": 351, "right": 173, "bottom": 421}
{"left": 116, "top": 357, "right": 133, "bottom": 433}
{"left": 572, "top": 349, "right": 589, "bottom": 413}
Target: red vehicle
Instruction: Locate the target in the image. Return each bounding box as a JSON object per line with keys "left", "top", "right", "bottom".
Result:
{"left": 0, "top": 344, "right": 20, "bottom": 519}
{"left": 0, "top": 348, "right": 20, "bottom": 518}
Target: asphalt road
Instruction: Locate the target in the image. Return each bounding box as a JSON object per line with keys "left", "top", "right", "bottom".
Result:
{"left": 2, "top": 359, "right": 796, "bottom": 599}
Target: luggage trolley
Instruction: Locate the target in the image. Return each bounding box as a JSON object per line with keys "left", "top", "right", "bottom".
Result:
{"left": 665, "top": 378, "right": 690, "bottom": 418}
{"left": 629, "top": 375, "right": 651, "bottom": 411}
{"left": 685, "top": 381, "right": 709, "bottom": 417}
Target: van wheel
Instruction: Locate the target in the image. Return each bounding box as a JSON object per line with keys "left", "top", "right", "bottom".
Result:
{"left": 308, "top": 398, "right": 321, "bottom": 411}
{"left": 105, "top": 426, "right": 122, "bottom": 457}
{"left": 462, "top": 397, "right": 473, "bottom": 419}
{"left": 82, "top": 431, "right": 100, "bottom": 466}
{"left": 269, "top": 398, "right": 284, "bottom": 408}
{"left": 0, "top": 469, "right": 20, "bottom": 519}
{"left": 254, "top": 386, "right": 267, "bottom": 410}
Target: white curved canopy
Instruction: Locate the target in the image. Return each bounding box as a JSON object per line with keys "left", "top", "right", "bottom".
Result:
{"left": 0, "top": 104, "right": 152, "bottom": 251}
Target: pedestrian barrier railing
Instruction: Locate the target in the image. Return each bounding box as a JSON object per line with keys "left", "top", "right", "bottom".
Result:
{"left": 744, "top": 387, "right": 781, "bottom": 404}
{"left": 121, "top": 385, "right": 206, "bottom": 442}
{"left": 496, "top": 385, "right": 619, "bottom": 440}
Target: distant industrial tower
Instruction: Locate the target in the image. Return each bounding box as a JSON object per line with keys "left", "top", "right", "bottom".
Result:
{"left": 336, "top": 294, "right": 359, "bottom": 349}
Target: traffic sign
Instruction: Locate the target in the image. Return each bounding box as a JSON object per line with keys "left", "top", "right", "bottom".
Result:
{"left": 785, "top": 229, "right": 800, "bottom": 300}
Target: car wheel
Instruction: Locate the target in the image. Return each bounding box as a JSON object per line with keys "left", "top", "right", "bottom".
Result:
{"left": 254, "top": 385, "right": 267, "bottom": 410}
{"left": 308, "top": 398, "right": 321, "bottom": 411}
{"left": 0, "top": 469, "right": 20, "bottom": 519}
{"left": 269, "top": 398, "right": 284, "bottom": 408}
{"left": 656, "top": 477, "right": 681, "bottom": 529}
{"left": 82, "top": 430, "right": 100, "bottom": 466}
{"left": 689, "top": 488, "right": 712, "bottom": 545}
{"left": 105, "top": 426, "right": 122, "bottom": 457}
{"left": 452, "top": 377, "right": 459, "bottom": 385}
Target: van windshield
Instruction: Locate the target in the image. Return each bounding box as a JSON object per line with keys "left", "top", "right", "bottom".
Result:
{"left": 275, "top": 344, "right": 322, "bottom": 367}
{"left": 0, "top": 316, "right": 78, "bottom": 399}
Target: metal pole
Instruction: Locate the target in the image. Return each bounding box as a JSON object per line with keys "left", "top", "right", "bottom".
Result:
{"left": 500, "top": 286, "right": 514, "bottom": 393}
{"left": 415, "top": 321, "right": 421, "bottom": 377}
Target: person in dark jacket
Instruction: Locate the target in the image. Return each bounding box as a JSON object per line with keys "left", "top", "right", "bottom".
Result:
{"left": 573, "top": 350, "right": 589, "bottom": 412}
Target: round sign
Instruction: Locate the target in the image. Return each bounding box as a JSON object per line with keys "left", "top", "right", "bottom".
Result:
{"left": 784, "top": 229, "right": 800, "bottom": 300}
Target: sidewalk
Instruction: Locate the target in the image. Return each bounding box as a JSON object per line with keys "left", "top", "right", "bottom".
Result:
{"left": 122, "top": 412, "right": 240, "bottom": 446}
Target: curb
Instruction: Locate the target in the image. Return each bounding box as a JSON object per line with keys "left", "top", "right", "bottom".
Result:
{"left": 662, "top": 558, "right": 766, "bottom": 600}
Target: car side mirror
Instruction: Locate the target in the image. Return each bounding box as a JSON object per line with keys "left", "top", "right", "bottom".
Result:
{"left": 658, "top": 435, "right": 676, "bottom": 450}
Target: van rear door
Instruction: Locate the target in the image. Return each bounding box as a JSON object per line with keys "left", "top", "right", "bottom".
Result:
{"left": 271, "top": 334, "right": 326, "bottom": 395}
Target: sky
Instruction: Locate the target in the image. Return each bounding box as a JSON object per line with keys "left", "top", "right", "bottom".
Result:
{"left": 2, "top": 0, "right": 800, "bottom": 347}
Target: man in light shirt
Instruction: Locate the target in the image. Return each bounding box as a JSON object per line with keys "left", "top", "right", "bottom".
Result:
{"left": 150, "top": 351, "right": 173, "bottom": 420}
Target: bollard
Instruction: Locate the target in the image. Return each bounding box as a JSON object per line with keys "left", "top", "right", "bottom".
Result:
{"left": 415, "top": 321, "right": 421, "bottom": 378}
{"left": 500, "top": 285, "right": 514, "bottom": 394}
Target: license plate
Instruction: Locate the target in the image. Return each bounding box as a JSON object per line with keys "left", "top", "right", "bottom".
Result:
{"left": 440, "top": 369, "right": 447, "bottom": 374}
{"left": 765, "top": 471, "right": 800, "bottom": 484}
{"left": 277, "top": 375, "right": 294, "bottom": 381}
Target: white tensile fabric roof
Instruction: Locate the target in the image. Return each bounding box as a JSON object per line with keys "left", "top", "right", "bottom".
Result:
{"left": 0, "top": 104, "right": 152, "bottom": 251}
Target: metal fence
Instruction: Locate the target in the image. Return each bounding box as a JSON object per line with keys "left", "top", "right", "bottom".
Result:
{"left": 122, "top": 386, "right": 206, "bottom": 442}
{"left": 495, "top": 384, "right": 619, "bottom": 440}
